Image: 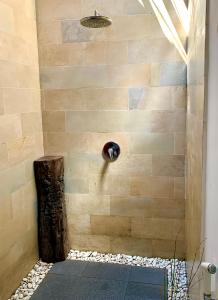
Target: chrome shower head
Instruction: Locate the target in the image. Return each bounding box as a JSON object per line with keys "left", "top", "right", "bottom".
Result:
{"left": 80, "top": 10, "right": 112, "bottom": 28}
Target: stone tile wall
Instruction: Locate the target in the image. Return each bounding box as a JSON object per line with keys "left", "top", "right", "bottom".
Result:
{"left": 0, "top": 1, "right": 43, "bottom": 299}
{"left": 36, "top": 0, "right": 187, "bottom": 259}
{"left": 186, "top": 0, "right": 207, "bottom": 299}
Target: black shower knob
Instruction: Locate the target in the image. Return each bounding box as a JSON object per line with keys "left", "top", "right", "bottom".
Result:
{"left": 102, "top": 142, "right": 120, "bottom": 162}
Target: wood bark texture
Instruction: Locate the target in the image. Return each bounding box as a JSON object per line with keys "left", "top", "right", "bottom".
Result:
{"left": 34, "top": 156, "right": 68, "bottom": 263}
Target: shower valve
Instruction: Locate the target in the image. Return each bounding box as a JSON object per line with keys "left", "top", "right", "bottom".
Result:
{"left": 103, "top": 142, "right": 120, "bottom": 162}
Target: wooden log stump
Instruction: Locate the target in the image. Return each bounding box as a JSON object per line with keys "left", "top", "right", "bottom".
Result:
{"left": 34, "top": 156, "right": 68, "bottom": 263}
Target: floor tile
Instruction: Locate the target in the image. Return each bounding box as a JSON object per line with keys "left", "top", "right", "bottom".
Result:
{"left": 125, "top": 282, "right": 164, "bottom": 300}
{"left": 30, "top": 274, "right": 78, "bottom": 300}
{"left": 50, "top": 260, "right": 87, "bottom": 276}
{"left": 30, "top": 260, "right": 167, "bottom": 300}
{"left": 71, "top": 276, "right": 127, "bottom": 299}
{"left": 82, "top": 261, "right": 131, "bottom": 281}
{"left": 31, "top": 273, "right": 127, "bottom": 300}
{"left": 129, "top": 266, "right": 167, "bottom": 285}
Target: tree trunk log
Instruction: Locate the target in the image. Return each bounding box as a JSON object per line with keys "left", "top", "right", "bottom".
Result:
{"left": 34, "top": 156, "right": 68, "bottom": 263}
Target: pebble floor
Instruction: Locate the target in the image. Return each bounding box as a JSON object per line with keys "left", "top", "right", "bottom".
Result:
{"left": 9, "top": 250, "right": 188, "bottom": 300}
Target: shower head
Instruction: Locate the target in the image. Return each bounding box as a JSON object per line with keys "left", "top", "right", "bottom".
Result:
{"left": 80, "top": 10, "right": 112, "bottom": 28}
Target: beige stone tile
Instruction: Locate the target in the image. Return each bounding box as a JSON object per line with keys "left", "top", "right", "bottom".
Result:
{"left": 66, "top": 193, "right": 110, "bottom": 215}
{"left": 44, "top": 132, "right": 90, "bottom": 155}
{"left": 110, "top": 196, "right": 152, "bottom": 218}
{"left": 151, "top": 39, "right": 181, "bottom": 63}
{"left": 0, "top": 142, "right": 8, "bottom": 169}
{"left": 131, "top": 217, "right": 153, "bottom": 239}
{"left": 0, "top": 163, "right": 26, "bottom": 196}
{"left": 174, "top": 177, "right": 185, "bottom": 199}
{"left": 172, "top": 86, "right": 187, "bottom": 110}
{"left": 40, "top": 65, "right": 109, "bottom": 90}
{"left": 81, "top": 0, "right": 124, "bottom": 17}
{"left": 34, "top": 133, "right": 44, "bottom": 156}
{"left": 123, "top": 0, "right": 153, "bottom": 15}
{"left": 152, "top": 155, "right": 185, "bottom": 177}
{"left": 152, "top": 198, "right": 185, "bottom": 219}
{"left": 39, "top": 43, "right": 85, "bottom": 66}
{"left": 106, "top": 41, "right": 128, "bottom": 65}
{"left": 0, "top": 90, "right": 4, "bottom": 115}
{"left": 11, "top": 186, "right": 26, "bottom": 221}
{"left": 65, "top": 176, "right": 89, "bottom": 194}
{"left": 21, "top": 112, "right": 42, "bottom": 135}
{"left": 127, "top": 111, "right": 151, "bottom": 132}
{"left": 0, "top": 234, "right": 38, "bottom": 299}
{"left": 151, "top": 111, "right": 173, "bottom": 132}
{"left": 151, "top": 111, "right": 186, "bottom": 133}
{"left": 110, "top": 237, "right": 152, "bottom": 257}
{"left": 67, "top": 214, "right": 91, "bottom": 234}
{"left": 0, "top": 31, "right": 37, "bottom": 66}
{"left": 0, "top": 0, "right": 42, "bottom": 298}
{"left": 84, "top": 42, "right": 106, "bottom": 65}
{"left": 130, "top": 177, "right": 153, "bottom": 197}
{"left": 152, "top": 218, "right": 184, "bottom": 240}
{"left": 106, "top": 15, "right": 152, "bottom": 41}
{"left": 43, "top": 88, "right": 129, "bottom": 111}
{"left": 132, "top": 217, "right": 184, "bottom": 240}
{"left": 42, "top": 111, "right": 65, "bottom": 132}
{"left": 66, "top": 133, "right": 92, "bottom": 154}
{"left": 150, "top": 63, "right": 160, "bottom": 86}
{"left": 130, "top": 133, "right": 174, "bottom": 155}
{"left": 128, "top": 39, "right": 152, "bottom": 64}
{"left": 152, "top": 239, "right": 185, "bottom": 259}
{"left": 42, "top": 89, "right": 86, "bottom": 111}
{"left": 174, "top": 133, "right": 186, "bottom": 154}
{"left": 37, "top": 21, "right": 62, "bottom": 45}
{"left": 17, "top": 65, "right": 40, "bottom": 89}
{"left": 3, "top": 88, "right": 41, "bottom": 114}
{"left": 109, "top": 154, "right": 152, "bottom": 176}
{"left": 129, "top": 87, "right": 173, "bottom": 111}
{"left": 83, "top": 88, "right": 129, "bottom": 111}
{"left": 69, "top": 234, "right": 110, "bottom": 253}
{"left": 14, "top": 10, "right": 38, "bottom": 44}
{"left": 91, "top": 215, "right": 131, "bottom": 237}
{"left": 65, "top": 154, "right": 89, "bottom": 178}
{"left": 107, "top": 64, "right": 150, "bottom": 87}
{"left": 0, "top": 60, "right": 19, "bottom": 88}
{"left": 128, "top": 38, "right": 179, "bottom": 64}
{"left": 21, "top": 181, "right": 38, "bottom": 231}
{"left": 0, "top": 2, "right": 14, "bottom": 34}
{"left": 0, "top": 195, "right": 12, "bottom": 227}
{"left": 89, "top": 153, "right": 153, "bottom": 178}
{"left": 7, "top": 136, "right": 35, "bottom": 165}
{"left": 147, "top": 87, "right": 173, "bottom": 110}
{"left": 173, "top": 111, "right": 186, "bottom": 132}
{"left": 0, "top": 114, "right": 22, "bottom": 142}
{"left": 152, "top": 176, "right": 174, "bottom": 198}
{"left": 43, "top": 132, "right": 67, "bottom": 154}
{"left": 66, "top": 111, "right": 128, "bottom": 132}
{"left": 89, "top": 174, "right": 130, "bottom": 196}
{"left": 36, "top": 0, "right": 82, "bottom": 22}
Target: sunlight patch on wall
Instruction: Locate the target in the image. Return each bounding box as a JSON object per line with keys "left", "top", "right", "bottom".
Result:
{"left": 136, "top": 0, "right": 145, "bottom": 7}
{"left": 149, "top": 0, "right": 188, "bottom": 63}
{"left": 171, "top": 0, "right": 189, "bottom": 35}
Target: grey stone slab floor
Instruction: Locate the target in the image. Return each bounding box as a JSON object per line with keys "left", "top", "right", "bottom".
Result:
{"left": 30, "top": 260, "right": 168, "bottom": 300}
